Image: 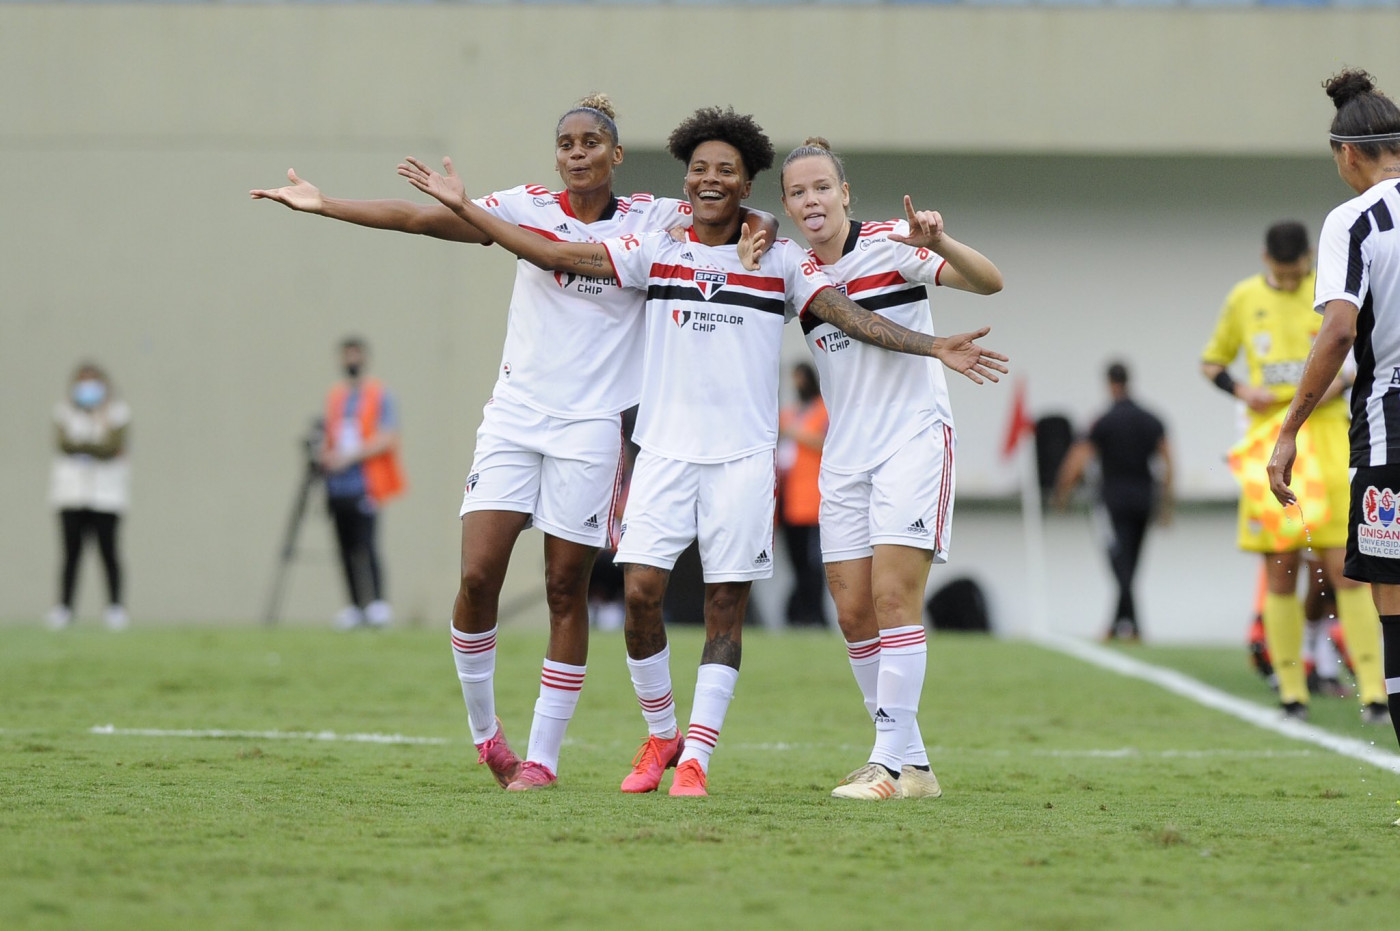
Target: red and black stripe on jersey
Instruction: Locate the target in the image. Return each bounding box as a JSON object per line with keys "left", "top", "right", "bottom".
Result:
{"left": 799, "top": 221, "right": 928, "bottom": 334}
{"left": 645, "top": 263, "right": 788, "bottom": 316}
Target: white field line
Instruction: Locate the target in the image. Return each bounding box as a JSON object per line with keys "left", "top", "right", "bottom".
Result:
{"left": 1034, "top": 632, "right": 1400, "bottom": 776}
{"left": 78, "top": 728, "right": 1330, "bottom": 761}
{"left": 89, "top": 725, "right": 447, "bottom": 745}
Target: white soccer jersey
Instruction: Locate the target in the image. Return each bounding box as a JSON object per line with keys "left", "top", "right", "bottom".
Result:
{"left": 1316, "top": 178, "right": 1400, "bottom": 467}
{"left": 802, "top": 220, "right": 954, "bottom": 474}
{"left": 605, "top": 231, "right": 833, "bottom": 463}
{"left": 474, "top": 185, "right": 688, "bottom": 419}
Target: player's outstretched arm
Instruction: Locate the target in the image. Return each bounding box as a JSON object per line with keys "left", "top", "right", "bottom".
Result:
{"left": 1267, "top": 299, "right": 1358, "bottom": 506}
{"left": 399, "top": 156, "right": 617, "bottom": 276}
{"left": 808, "top": 290, "right": 1008, "bottom": 384}
{"left": 889, "top": 195, "right": 1003, "bottom": 294}
{"left": 250, "top": 169, "right": 487, "bottom": 243}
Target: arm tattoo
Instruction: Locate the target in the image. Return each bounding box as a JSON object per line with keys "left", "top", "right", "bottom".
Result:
{"left": 572, "top": 251, "right": 608, "bottom": 270}
{"left": 810, "top": 289, "right": 938, "bottom": 357}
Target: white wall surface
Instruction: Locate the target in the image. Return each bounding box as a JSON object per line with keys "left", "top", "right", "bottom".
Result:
{"left": 2, "top": 5, "right": 1392, "bottom": 624}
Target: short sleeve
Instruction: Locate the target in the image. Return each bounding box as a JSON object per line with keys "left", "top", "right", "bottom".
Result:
{"left": 887, "top": 221, "right": 949, "bottom": 286}
{"left": 777, "top": 240, "right": 833, "bottom": 317}
{"left": 1314, "top": 204, "right": 1366, "bottom": 313}
{"left": 1200, "top": 288, "right": 1242, "bottom": 367}
{"left": 603, "top": 230, "right": 660, "bottom": 292}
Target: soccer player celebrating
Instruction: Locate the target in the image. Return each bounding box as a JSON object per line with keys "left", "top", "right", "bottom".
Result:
{"left": 778, "top": 138, "right": 1004, "bottom": 800}
{"left": 1269, "top": 69, "right": 1400, "bottom": 770}
{"left": 400, "top": 106, "right": 1006, "bottom": 796}
{"left": 1203, "top": 219, "right": 1388, "bottom": 724}
{"left": 252, "top": 96, "right": 775, "bottom": 792}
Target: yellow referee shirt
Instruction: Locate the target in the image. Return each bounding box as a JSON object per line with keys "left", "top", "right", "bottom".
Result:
{"left": 1200, "top": 271, "right": 1347, "bottom": 426}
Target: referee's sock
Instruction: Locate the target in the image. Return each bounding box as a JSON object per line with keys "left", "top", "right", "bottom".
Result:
{"left": 1381, "top": 615, "right": 1400, "bottom": 751}
{"left": 1262, "top": 594, "right": 1308, "bottom": 706}
{"left": 1335, "top": 586, "right": 1387, "bottom": 706}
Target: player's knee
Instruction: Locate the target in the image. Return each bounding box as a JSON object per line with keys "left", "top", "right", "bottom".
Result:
{"left": 459, "top": 560, "right": 505, "bottom": 603}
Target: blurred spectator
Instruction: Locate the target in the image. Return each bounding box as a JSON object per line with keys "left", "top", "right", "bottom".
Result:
{"left": 48, "top": 361, "right": 131, "bottom": 631}
{"left": 321, "top": 337, "right": 405, "bottom": 630}
{"left": 777, "top": 362, "right": 829, "bottom": 628}
{"left": 1053, "top": 361, "right": 1173, "bottom": 641}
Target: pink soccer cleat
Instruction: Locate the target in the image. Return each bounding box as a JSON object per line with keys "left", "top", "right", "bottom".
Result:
{"left": 476, "top": 717, "right": 523, "bottom": 789}
{"left": 506, "top": 761, "right": 557, "bottom": 791}
{"left": 620, "top": 732, "right": 684, "bottom": 793}
{"left": 668, "top": 759, "right": 708, "bottom": 797}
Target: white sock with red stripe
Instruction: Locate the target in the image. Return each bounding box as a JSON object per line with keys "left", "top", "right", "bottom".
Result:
{"left": 451, "top": 624, "right": 498, "bottom": 745}
{"left": 846, "top": 637, "right": 931, "bottom": 768}
{"left": 869, "top": 626, "right": 927, "bottom": 773}
{"left": 677, "top": 663, "right": 739, "bottom": 774}
{"left": 627, "top": 645, "right": 677, "bottom": 738}
{"left": 525, "top": 659, "right": 585, "bottom": 775}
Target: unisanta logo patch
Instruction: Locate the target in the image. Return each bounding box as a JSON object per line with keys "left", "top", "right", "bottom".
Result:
{"left": 693, "top": 269, "right": 728, "bottom": 300}
{"left": 1363, "top": 486, "right": 1397, "bottom": 526}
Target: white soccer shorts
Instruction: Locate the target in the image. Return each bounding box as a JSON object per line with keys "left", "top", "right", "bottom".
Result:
{"left": 819, "top": 421, "right": 955, "bottom": 563}
{"left": 458, "top": 396, "right": 624, "bottom": 548}
{"left": 614, "top": 448, "right": 777, "bottom": 582}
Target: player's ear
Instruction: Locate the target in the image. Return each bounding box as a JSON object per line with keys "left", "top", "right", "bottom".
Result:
{"left": 612, "top": 144, "right": 624, "bottom": 167}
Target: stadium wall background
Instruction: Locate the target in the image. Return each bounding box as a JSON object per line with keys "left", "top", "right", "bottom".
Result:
{"left": 2, "top": 5, "right": 1394, "bottom": 625}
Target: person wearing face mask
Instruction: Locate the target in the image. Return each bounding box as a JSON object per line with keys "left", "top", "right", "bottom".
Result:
{"left": 322, "top": 336, "right": 405, "bottom": 631}
{"left": 1203, "top": 221, "right": 1388, "bottom": 724}
{"left": 48, "top": 362, "right": 131, "bottom": 631}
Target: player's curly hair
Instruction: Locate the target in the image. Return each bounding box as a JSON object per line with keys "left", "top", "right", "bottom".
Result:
{"left": 558, "top": 93, "right": 619, "bottom": 146}
{"left": 779, "top": 136, "right": 847, "bottom": 192}
{"left": 666, "top": 107, "right": 774, "bottom": 178}
{"left": 1325, "top": 68, "right": 1400, "bottom": 158}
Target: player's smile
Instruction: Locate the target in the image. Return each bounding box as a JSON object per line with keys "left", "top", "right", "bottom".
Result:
{"left": 683, "top": 140, "right": 751, "bottom": 231}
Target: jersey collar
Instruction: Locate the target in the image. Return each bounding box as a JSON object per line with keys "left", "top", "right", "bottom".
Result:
{"left": 559, "top": 190, "right": 619, "bottom": 222}
{"left": 836, "top": 220, "right": 864, "bottom": 259}
{"left": 686, "top": 225, "right": 745, "bottom": 246}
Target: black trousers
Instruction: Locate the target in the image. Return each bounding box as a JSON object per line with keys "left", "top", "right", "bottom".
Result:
{"left": 782, "top": 522, "right": 828, "bottom": 627}
{"left": 58, "top": 508, "right": 122, "bottom": 607}
{"left": 1104, "top": 504, "right": 1151, "bottom": 634}
{"left": 328, "top": 496, "right": 383, "bottom": 609}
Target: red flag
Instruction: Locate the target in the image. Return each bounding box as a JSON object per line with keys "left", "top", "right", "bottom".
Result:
{"left": 1001, "top": 378, "right": 1034, "bottom": 460}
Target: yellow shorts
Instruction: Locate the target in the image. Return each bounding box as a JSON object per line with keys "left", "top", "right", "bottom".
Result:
{"left": 1235, "top": 413, "right": 1349, "bottom": 553}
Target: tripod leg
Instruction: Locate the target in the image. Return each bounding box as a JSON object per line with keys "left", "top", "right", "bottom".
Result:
{"left": 262, "top": 464, "right": 319, "bottom": 625}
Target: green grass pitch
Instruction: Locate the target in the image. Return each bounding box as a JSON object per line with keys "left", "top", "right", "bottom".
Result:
{"left": 1, "top": 624, "right": 1396, "bottom": 930}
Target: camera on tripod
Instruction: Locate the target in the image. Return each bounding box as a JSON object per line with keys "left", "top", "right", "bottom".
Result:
{"left": 302, "top": 416, "right": 326, "bottom": 475}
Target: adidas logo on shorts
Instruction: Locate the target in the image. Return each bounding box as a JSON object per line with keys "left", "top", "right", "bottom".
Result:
{"left": 583, "top": 514, "right": 600, "bottom": 530}
{"left": 905, "top": 518, "right": 930, "bottom": 535}
{"left": 753, "top": 549, "right": 770, "bottom": 567}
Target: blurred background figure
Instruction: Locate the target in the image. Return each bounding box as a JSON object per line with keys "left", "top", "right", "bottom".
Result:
{"left": 321, "top": 337, "right": 405, "bottom": 630}
{"left": 1054, "top": 361, "right": 1173, "bottom": 642}
{"left": 48, "top": 362, "right": 131, "bottom": 631}
{"left": 777, "top": 362, "right": 830, "bottom": 628}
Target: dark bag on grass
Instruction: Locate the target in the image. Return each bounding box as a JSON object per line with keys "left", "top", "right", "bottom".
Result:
{"left": 926, "top": 577, "right": 991, "bottom": 633}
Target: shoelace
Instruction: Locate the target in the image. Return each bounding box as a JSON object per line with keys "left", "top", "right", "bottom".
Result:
{"left": 632, "top": 736, "right": 668, "bottom": 769}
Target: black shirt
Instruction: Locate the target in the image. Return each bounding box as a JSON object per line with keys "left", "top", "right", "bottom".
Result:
{"left": 1089, "top": 398, "right": 1165, "bottom": 512}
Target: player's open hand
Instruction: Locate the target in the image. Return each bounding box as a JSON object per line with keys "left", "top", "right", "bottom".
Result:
{"left": 249, "top": 169, "right": 324, "bottom": 213}
{"left": 936, "top": 326, "right": 1009, "bottom": 385}
{"left": 398, "top": 156, "right": 466, "bottom": 208}
{"left": 888, "top": 195, "right": 944, "bottom": 251}
{"left": 738, "top": 223, "right": 768, "bottom": 271}
{"left": 1266, "top": 435, "right": 1299, "bottom": 507}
